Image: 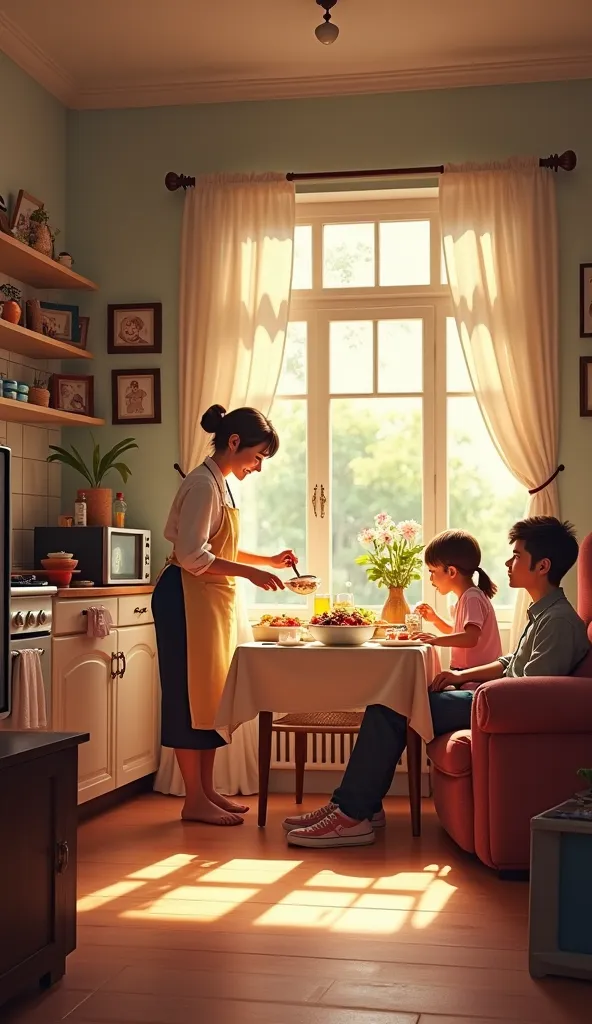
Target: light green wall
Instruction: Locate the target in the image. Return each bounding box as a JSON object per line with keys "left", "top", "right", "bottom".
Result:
{"left": 0, "top": 53, "right": 67, "bottom": 239}
{"left": 63, "top": 80, "right": 592, "bottom": 578}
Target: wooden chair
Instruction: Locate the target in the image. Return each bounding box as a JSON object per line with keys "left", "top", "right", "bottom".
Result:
{"left": 272, "top": 711, "right": 363, "bottom": 804}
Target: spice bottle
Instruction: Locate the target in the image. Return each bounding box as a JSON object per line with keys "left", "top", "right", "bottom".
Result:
{"left": 113, "top": 492, "right": 127, "bottom": 528}
{"left": 74, "top": 492, "right": 87, "bottom": 526}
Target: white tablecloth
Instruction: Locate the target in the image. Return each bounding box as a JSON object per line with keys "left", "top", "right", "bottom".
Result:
{"left": 215, "top": 642, "right": 440, "bottom": 743}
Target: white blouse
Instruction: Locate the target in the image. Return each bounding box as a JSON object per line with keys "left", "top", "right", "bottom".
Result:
{"left": 164, "top": 457, "right": 235, "bottom": 575}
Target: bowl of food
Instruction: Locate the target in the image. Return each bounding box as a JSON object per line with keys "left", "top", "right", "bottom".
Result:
{"left": 41, "top": 556, "right": 78, "bottom": 571}
{"left": 308, "top": 608, "right": 376, "bottom": 647}
{"left": 284, "top": 574, "right": 321, "bottom": 596}
{"left": 252, "top": 614, "right": 304, "bottom": 642}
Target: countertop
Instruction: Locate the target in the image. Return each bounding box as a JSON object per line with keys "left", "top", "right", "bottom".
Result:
{"left": 55, "top": 585, "right": 154, "bottom": 599}
{"left": 0, "top": 731, "right": 89, "bottom": 769}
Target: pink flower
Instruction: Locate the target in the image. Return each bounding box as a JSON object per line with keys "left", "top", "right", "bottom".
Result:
{"left": 397, "top": 520, "right": 421, "bottom": 543}
{"left": 374, "top": 512, "right": 392, "bottom": 527}
{"left": 378, "top": 530, "right": 394, "bottom": 547}
{"left": 358, "top": 528, "right": 377, "bottom": 545}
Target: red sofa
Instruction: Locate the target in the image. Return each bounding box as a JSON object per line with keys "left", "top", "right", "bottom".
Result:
{"left": 427, "top": 533, "right": 592, "bottom": 873}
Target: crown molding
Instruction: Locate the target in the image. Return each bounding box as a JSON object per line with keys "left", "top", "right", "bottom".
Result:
{"left": 0, "top": 12, "right": 75, "bottom": 105}
{"left": 1, "top": 13, "right": 591, "bottom": 111}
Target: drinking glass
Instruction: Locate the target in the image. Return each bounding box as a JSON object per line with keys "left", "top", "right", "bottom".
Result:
{"left": 278, "top": 627, "right": 300, "bottom": 646}
{"left": 336, "top": 593, "right": 354, "bottom": 608}
{"left": 314, "top": 594, "right": 331, "bottom": 616}
{"left": 405, "top": 611, "right": 422, "bottom": 636}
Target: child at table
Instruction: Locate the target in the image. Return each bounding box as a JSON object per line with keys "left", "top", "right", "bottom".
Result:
{"left": 413, "top": 530, "right": 502, "bottom": 681}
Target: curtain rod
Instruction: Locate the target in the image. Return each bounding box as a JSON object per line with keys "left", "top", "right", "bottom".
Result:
{"left": 164, "top": 150, "right": 577, "bottom": 191}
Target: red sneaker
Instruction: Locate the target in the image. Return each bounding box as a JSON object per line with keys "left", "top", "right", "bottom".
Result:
{"left": 286, "top": 808, "right": 375, "bottom": 848}
{"left": 283, "top": 803, "right": 385, "bottom": 831}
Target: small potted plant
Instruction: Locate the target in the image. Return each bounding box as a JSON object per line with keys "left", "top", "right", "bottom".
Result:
{"left": 29, "top": 373, "right": 51, "bottom": 408}
{"left": 0, "top": 283, "right": 22, "bottom": 324}
{"left": 356, "top": 514, "right": 424, "bottom": 623}
{"left": 47, "top": 436, "right": 138, "bottom": 526}
{"left": 29, "top": 207, "right": 59, "bottom": 257}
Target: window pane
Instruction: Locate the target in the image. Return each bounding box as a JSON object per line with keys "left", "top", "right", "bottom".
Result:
{"left": 378, "top": 319, "right": 423, "bottom": 393}
{"left": 323, "top": 223, "right": 374, "bottom": 288}
{"left": 331, "top": 398, "right": 423, "bottom": 607}
{"left": 277, "top": 322, "right": 307, "bottom": 396}
{"left": 379, "top": 221, "right": 430, "bottom": 286}
{"left": 448, "top": 397, "right": 526, "bottom": 608}
{"left": 330, "top": 320, "right": 373, "bottom": 394}
{"left": 292, "top": 225, "right": 312, "bottom": 290}
{"left": 446, "top": 317, "right": 471, "bottom": 393}
{"left": 239, "top": 399, "right": 307, "bottom": 609}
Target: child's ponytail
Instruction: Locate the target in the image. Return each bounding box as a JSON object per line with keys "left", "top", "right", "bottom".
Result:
{"left": 476, "top": 566, "right": 497, "bottom": 599}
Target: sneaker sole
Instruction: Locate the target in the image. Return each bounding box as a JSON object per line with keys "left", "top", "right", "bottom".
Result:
{"left": 282, "top": 817, "right": 385, "bottom": 832}
{"left": 287, "top": 830, "right": 376, "bottom": 848}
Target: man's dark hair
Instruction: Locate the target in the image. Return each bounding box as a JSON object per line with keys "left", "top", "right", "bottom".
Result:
{"left": 508, "top": 517, "right": 579, "bottom": 586}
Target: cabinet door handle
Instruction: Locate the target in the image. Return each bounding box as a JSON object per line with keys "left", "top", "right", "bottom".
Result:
{"left": 110, "top": 652, "right": 119, "bottom": 679}
{"left": 55, "top": 840, "right": 69, "bottom": 874}
{"left": 134, "top": 606, "right": 147, "bottom": 614}
{"left": 118, "top": 651, "right": 126, "bottom": 677}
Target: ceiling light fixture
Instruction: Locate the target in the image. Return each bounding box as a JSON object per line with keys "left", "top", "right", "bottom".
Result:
{"left": 315, "top": 0, "right": 339, "bottom": 45}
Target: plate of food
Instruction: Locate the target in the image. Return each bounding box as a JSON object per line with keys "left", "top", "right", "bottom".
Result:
{"left": 308, "top": 608, "right": 376, "bottom": 647}
{"left": 375, "top": 630, "right": 426, "bottom": 647}
{"left": 252, "top": 614, "right": 305, "bottom": 642}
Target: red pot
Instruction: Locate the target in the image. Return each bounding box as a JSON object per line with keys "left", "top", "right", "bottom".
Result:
{"left": 1, "top": 300, "right": 21, "bottom": 324}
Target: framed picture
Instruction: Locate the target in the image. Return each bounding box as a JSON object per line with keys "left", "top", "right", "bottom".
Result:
{"left": 10, "top": 190, "right": 43, "bottom": 242}
{"left": 0, "top": 194, "right": 10, "bottom": 234}
{"left": 112, "top": 369, "right": 161, "bottom": 425}
{"left": 580, "top": 264, "right": 592, "bottom": 338}
{"left": 52, "top": 374, "right": 94, "bottom": 417}
{"left": 580, "top": 357, "right": 592, "bottom": 417}
{"left": 40, "top": 302, "right": 80, "bottom": 344}
{"left": 108, "top": 302, "right": 162, "bottom": 353}
{"left": 77, "top": 316, "right": 90, "bottom": 349}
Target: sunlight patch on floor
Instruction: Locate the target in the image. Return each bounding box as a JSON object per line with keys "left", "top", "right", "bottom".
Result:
{"left": 78, "top": 880, "right": 145, "bottom": 912}
{"left": 128, "top": 854, "right": 197, "bottom": 880}
{"left": 199, "top": 859, "right": 302, "bottom": 884}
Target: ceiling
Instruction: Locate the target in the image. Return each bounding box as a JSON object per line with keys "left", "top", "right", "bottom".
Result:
{"left": 1, "top": 0, "right": 591, "bottom": 109}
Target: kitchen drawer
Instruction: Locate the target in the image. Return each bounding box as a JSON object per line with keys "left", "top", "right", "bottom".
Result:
{"left": 118, "top": 595, "right": 154, "bottom": 628}
{"left": 53, "top": 598, "right": 119, "bottom": 637}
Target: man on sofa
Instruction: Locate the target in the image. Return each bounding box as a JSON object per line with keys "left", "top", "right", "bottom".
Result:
{"left": 284, "top": 516, "right": 591, "bottom": 849}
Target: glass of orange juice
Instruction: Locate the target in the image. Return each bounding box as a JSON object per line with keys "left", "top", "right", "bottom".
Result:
{"left": 313, "top": 594, "right": 331, "bottom": 616}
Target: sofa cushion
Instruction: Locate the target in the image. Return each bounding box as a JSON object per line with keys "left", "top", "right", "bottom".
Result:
{"left": 427, "top": 729, "right": 472, "bottom": 777}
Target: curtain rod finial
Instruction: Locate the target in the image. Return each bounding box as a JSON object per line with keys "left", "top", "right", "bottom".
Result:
{"left": 540, "top": 150, "right": 577, "bottom": 172}
{"left": 165, "top": 171, "right": 196, "bottom": 191}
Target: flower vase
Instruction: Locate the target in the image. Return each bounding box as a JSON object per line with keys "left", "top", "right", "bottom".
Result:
{"left": 381, "top": 586, "right": 410, "bottom": 625}
{"left": 1, "top": 300, "right": 21, "bottom": 324}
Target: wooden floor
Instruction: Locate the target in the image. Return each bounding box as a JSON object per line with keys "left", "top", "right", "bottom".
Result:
{"left": 5, "top": 793, "right": 591, "bottom": 1023}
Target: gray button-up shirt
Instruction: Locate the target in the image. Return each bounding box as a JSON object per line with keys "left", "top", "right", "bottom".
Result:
{"left": 499, "top": 589, "right": 590, "bottom": 678}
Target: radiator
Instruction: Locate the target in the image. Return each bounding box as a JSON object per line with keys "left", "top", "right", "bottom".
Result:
{"left": 271, "top": 730, "right": 430, "bottom": 774}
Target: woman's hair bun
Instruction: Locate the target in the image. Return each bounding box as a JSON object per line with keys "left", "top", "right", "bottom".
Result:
{"left": 200, "top": 404, "right": 226, "bottom": 433}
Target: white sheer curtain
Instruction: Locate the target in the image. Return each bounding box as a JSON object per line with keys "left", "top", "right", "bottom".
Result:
{"left": 439, "top": 158, "right": 560, "bottom": 646}
{"left": 155, "top": 172, "right": 295, "bottom": 797}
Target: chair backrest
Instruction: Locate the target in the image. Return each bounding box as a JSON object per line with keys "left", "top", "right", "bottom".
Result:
{"left": 574, "top": 532, "right": 592, "bottom": 676}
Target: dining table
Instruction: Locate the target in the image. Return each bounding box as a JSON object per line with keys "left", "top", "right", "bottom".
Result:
{"left": 215, "top": 640, "right": 441, "bottom": 836}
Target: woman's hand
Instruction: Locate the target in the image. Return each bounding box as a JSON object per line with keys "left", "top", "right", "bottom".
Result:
{"left": 246, "top": 567, "right": 285, "bottom": 591}
{"left": 430, "top": 670, "right": 461, "bottom": 692}
{"left": 416, "top": 602, "right": 436, "bottom": 623}
{"left": 268, "top": 550, "right": 298, "bottom": 570}
{"left": 412, "top": 631, "right": 438, "bottom": 645}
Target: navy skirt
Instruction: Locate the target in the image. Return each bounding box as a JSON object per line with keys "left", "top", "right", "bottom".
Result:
{"left": 152, "top": 564, "right": 226, "bottom": 750}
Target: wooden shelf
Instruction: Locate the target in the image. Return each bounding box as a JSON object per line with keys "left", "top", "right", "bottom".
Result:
{"left": 0, "top": 318, "right": 93, "bottom": 361}
{"left": 0, "top": 396, "right": 104, "bottom": 427}
{"left": 0, "top": 232, "right": 97, "bottom": 291}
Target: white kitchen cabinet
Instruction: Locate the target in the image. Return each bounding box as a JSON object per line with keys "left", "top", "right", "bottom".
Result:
{"left": 115, "top": 625, "right": 159, "bottom": 788}
{"left": 52, "top": 635, "right": 117, "bottom": 803}
{"left": 52, "top": 594, "right": 159, "bottom": 804}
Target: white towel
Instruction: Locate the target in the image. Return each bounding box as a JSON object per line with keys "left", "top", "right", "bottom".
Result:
{"left": 8, "top": 650, "right": 47, "bottom": 730}
{"left": 86, "top": 605, "right": 114, "bottom": 638}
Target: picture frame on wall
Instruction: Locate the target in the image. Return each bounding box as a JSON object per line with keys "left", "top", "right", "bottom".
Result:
{"left": 52, "top": 374, "right": 94, "bottom": 417}
{"left": 579, "top": 263, "right": 592, "bottom": 338}
{"left": 40, "top": 302, "right": 80, "bottom": 344}
{"left": 580, "top": 357, "right": 592, "bottom": 417}
{"left": 77, "top": 316, "right": 90, "bottom": 349}
{"left": 107, "top": 302, "right": 162, "bottom": 353}
{"left": 111, "top": 368, "right": 161, "bottom": 425}
{"left": 10, "top": 190, "right": 43, "bottom": 243}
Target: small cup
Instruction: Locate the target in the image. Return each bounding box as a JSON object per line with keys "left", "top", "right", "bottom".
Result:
{"left": 278, "top": 627, "right": 300, "bottom": 646}
{"left": 405, "top": 612, "right": 422, "bottom": 636}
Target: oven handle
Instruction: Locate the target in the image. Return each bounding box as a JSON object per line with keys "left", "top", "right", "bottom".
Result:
{"left": 11, "top": 648, "right": 45, "bottom": 656}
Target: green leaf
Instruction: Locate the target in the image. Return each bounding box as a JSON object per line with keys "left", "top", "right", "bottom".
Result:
{"left": 92, "top": 443, "right": 101, "bottom": 487}
{"left": 97, "top": 439, "right": 138, "bottom": 485}
{"left": 47, "top": 445, "right": 94, "bottom": 486}
{"left": 109, "top": 461, "right": 133, "bottom": 484}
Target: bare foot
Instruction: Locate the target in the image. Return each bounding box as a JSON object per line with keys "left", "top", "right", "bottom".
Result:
{"left": 207, "top": 791, "right": 250, "bottom": 814}
{"left": 181, "top": 797, "right": 244, "bottom": 826}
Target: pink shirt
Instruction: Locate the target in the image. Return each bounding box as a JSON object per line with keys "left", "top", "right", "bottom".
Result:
{"left": 450, "top": 587, "right": 502, "bottom": 670}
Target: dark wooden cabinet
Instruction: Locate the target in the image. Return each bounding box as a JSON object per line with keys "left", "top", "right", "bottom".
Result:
{"left": 0, "top": 732, "right": 87, "bottom": 1009}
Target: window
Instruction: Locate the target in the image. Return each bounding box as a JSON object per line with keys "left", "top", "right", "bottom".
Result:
{"left": 241, "top": 193, "right": 525, "bottom": 618}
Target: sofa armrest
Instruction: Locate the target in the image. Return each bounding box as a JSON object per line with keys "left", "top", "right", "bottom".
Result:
{"left": 473, "top": 676, "right": 592, "bottom": 734}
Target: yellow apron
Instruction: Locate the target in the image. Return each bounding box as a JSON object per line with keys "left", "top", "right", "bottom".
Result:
{"left": 176, "top": 493, "right": 240, "bottom": 731}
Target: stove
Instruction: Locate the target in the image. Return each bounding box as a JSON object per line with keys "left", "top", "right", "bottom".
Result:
{"left": 11, "top": 576, "right": 57, "bottom": 637}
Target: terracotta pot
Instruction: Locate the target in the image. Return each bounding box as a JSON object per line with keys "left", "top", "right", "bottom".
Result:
{"left": 30, "top": 221, "right": 53, "bottom": 257}
{"left": 381, "top": 586, "right": 410, "bottom": 625}
{"left": 1, "top": 300, "right": 21, "bottom": 324}
{"left": 29, "top": 387, "right": 50, "bottom": 407}
{"left": 78, "top": 488, "right": 112, "bottom": 527}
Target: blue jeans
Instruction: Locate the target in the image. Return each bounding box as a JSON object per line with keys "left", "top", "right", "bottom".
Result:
{"left": 332, "top": 691, "right": 473, "bottom": 821}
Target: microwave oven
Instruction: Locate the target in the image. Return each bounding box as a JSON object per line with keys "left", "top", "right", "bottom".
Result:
{"left": 34, "top": 526, "right": 151, "bottom": 586}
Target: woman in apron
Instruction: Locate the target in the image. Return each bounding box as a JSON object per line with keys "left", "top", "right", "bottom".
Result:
{"left": 152, "top": 404, "right": 295, "bottom": 826}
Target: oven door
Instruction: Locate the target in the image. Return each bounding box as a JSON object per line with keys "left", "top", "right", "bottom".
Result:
{"left": 0, "top": 446, "right": 10, "bottom": 720}
{"left": 8, "top": 634, "right": 52, "bottom": 729}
